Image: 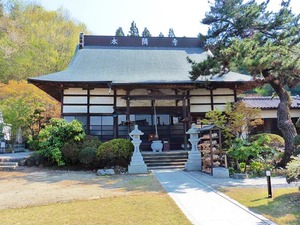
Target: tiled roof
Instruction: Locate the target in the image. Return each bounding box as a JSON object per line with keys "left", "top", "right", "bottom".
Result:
{"left": 240, "top": 96, "right": 300, "bottom": 109}
{"left": 28, "top": 35, "right": 253, "bottom": 85}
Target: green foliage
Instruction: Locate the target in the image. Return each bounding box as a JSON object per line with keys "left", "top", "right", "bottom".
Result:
{"left": 202, "top": 102, "right": 263, "bottom": 148}
{"left": 128, "top": 21, "right": 139, "bottom": 37}
{"left": 35, "top": 118, "right": 85, "bottom": 166}
{"left": 228, "top": 138, "right": 259, "bottom": 163}
{"left": 228, "top": 135, "right": 276, "bottom": 163}
{"left": 142, "top": 27, "right": 151, "bottom": 37}
{"left": 239, "top": 162, "right": 246, "bottom": 173}
{"left": 249, "top": 161, "right": 265, "bottom": 176}
{"left": 251, "top": 133, "right": 285, "bottom": 149}
{"left": 61, "top": 135, "right": 101, "bottom": 166}
{"left": 97, "top": 138, "right": 134, "bottom": 167}
{"left": 0, "top": 81, "right": 60, "bottom": 142}
{"left": 189, "top": 0, "right": 300, "bottom": 165}
{"left": 79, "top": 147, "right": 97, "bottom": 165}
{"left": 81, "top": 135, "right": 102, "bottom": 149}
{"left": 286, "top": 155, "right": 300, "bottom": 183}
{"left": 115, "top": 27, "right": 124, "bottom": 36}
{"left": 61, "top": 140, "right": 81, "bottom": 164}
{"left": 0, "top": 0, "right": 87, "bottom": 82}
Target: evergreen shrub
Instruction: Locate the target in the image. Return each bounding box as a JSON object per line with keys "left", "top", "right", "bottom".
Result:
{"left": 79, "top": 147, "right": 97, "bottom": 165}
{"left": 96, "top": 138, "right": 134, "bottom": 167}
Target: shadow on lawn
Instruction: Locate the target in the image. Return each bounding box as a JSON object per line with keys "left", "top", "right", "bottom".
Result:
{"left": 0, "top": 167, "right": 165, "bottom": 193}
{"left": 251, "top": 192, "right": 300, "bottom": 224}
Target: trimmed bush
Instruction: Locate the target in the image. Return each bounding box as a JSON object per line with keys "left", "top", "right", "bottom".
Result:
{"left": 96, "top": 138, "right": 134, "bottom": 167}
{"left": 81, "top": 135, "right": 102, "bottom": 149}
{"left": 79, "top": 147, "right": 97, "bottom": 165}
{"left": 61, "top": 140, "right": 81, "bottom": 165}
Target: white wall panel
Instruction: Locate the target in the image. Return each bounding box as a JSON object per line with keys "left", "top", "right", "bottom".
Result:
{"left": 191, "top": 105, "right": 212, "bottom": 113}
{"left": 130, "top": 100, "right": 151, "bottom": 107}
{"left": 190, "top": 96, "right": 211, "bottom": 104}
{"left": 64, "top": 88, "right": 87, "bottom": 95}
{"left": 190, "top": 89, "right": 210, "bottom": 95}
{"left": 214, "top": 96, "right": 234, "bottom": 104}
{"left": 117, "top": 89, "right": 127, "bottom": 95}
{"left": 90, "top": 96, "right": 113, "bottom": 104}
{"left": 156, "top": 100, "right": 176, "bottom": 107}
{"left": 261, "top": 110, "right": 277, "bottom": 118}
{"left": 89, "top": 106, "right": 114, "bottom": 113}
{"left": 116, "top": 97, "right": 126, "bottom": 107}
{"left": 213, "top": 88, "right": 234, "bottom": 95}
{"left": 63, "top": 105, "right": 87, "bottom": 113}
{"left": 63, "top": 96, "right": 87, "bottom": 104}
{"left": 90, "top": 88, "right": 111, "bottom": 95}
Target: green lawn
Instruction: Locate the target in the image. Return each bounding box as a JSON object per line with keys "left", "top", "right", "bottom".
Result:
{"left": 0, "top": 193, "right": 192, "bottom": 225}
{"left": 220, "top": 187, "right": 300, "bottom": 225}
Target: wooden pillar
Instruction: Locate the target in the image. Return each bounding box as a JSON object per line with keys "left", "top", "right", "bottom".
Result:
{"left": 187, "top": 90, "right": 191, "bottom": 128}
{"left": 233, "top": 85, "right": 238, "bottom": 102}
{"left": 60, "top": 85, "right": 64, "bottom": 118}
{"left": 86, "top": 89, "right": 91, "bottom": 135}
{"left": 113, "top": 88, "right": 118, "bottom": 139}
{"left": 126, "top": 90, "right": 131, "bottom": 138}
{"left": 210, "top": 87, "right": 214, "bottom": 110}
{"left": 182, "top": 91, "right": 188, "bottom": 150}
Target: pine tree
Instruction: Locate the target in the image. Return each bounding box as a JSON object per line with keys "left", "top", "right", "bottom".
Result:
{"left": 128, "top": 21, "right": 139, "bottom": 37}
{"left": 189, "top": 0, "right": 300, "bottom": 166}
{"left": 168, "top": 28, "right": 175, "bottom": 37}
{"left": 158, "top": 32, "right": 164, "bottom": 37}
{"left": 115, "top": 27, "right": 124, "bottom": 36}
{"left": 142, "top": 27, "right": 151, "bottom": 37}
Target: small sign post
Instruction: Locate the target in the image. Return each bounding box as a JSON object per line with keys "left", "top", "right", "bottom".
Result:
{"left": 266, "top": 170, "right": 272, "bottom": 198}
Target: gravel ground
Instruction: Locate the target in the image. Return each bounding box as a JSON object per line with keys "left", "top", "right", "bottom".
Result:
{"left": 0, "top": 167, "right": 164, "bottom": 210}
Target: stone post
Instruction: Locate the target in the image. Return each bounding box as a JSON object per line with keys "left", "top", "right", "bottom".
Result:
{"left": 128, "top": 125, "right": 148, "bottom": 174}
{"left": 185, "top": 123, "right": 202, "bottom": 171}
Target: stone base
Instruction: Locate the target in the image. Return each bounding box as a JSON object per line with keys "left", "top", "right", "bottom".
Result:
{"left": 185, "top": 151, "right": 201, "bottom": 171}
{"left": 128, "top": 153, "right": 148, "bottom": 174}
{"left": 232, "top": 173, "right": 248, "bottom": 179}
{"left": 128, "top": 164, "right": 148, "bottom": 174}
{"left": 213, "top": 167, "right": 229, "bottom": 178}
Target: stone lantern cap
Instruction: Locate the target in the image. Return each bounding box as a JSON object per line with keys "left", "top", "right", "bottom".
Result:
{"left": 129, "top": 125, "right": 144, "bottom": 137}
{"left": 186, "top": 123, "right": 199, "bottom": 134}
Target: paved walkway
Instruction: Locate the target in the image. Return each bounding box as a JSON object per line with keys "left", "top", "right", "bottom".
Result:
{"left": 153, "top": 169, "right": 277, "bottom": 225}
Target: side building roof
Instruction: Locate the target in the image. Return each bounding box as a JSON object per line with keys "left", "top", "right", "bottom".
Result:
{"left": 28, "top": 34, "right": 257, "bottom": 100}
{"left": 240, "top": 96, "right": 300, "bottom": 109}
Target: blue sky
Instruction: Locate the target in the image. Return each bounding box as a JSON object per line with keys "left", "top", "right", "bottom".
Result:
{"left": 38, "top": 0, "right": 299, "bottom": 37}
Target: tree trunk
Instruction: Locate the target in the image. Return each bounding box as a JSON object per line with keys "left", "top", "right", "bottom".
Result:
{"left": 268, "top": 79, "right": 297, "bottom": 167}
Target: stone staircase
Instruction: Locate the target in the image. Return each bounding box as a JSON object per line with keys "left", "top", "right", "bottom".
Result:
{"left": 142, "top": 150, "right": 188, "bottom": 170}
{"left": 0, "top": 161, "right": 19, "bottom": 171}
{"left": 0, "top": 152, "right": 31, "bottom": 171}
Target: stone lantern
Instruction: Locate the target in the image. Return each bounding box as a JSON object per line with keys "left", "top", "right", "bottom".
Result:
{"left": 128, "top": 125, "right": 148, "bottom": 174}
{"left": 185, "top": 123, "right": 201, "bottom": 171}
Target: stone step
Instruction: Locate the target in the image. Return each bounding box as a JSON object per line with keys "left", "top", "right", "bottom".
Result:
{"left": 142, "top": 151, "right": 188, "bottom": 170}
{"left": 144, "top": 158, "right": 187, "bottom": 163}
{"left": 0, "top": 162, "right": 18, "bottom": 171}
{"left": 148, "top": 165, "right": 185, "bottom": 170}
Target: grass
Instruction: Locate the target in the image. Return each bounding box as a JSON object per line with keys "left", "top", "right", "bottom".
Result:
{"left": 0, "top": 193, "right": 191, "bottom": 225}
{"left": 219, "top": 187, "right": 300, "bottom": 225}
